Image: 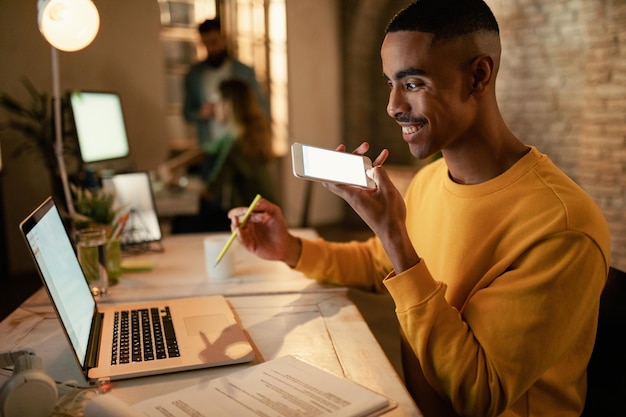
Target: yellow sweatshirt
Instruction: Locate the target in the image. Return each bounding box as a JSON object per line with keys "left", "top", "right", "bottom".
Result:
{"left": 295, "top": 147, "right": 610, "bottom": 417}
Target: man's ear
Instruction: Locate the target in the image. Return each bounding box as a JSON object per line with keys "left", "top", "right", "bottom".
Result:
{"left": 470, "top": 54, "right": 494, "bottom": 94}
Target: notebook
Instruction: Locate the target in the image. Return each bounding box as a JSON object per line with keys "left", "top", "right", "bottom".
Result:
{"left": 19, "top": 197, "right": 255, "bottom": 383}
{"left": 104, "top": 171, "right": 162, "bottom": 246}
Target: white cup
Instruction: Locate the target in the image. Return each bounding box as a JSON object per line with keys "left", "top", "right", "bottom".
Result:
{"left": 204, "top": 236, "right": 235, "bottom": 280}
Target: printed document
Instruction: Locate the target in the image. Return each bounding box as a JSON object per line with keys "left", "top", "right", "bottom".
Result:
{"left": 133, "top": 355, "right": 393, "bottom": 417}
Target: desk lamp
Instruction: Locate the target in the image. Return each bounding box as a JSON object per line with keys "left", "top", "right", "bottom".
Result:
{"left": 37, "top": 0, "right": 100, "bottom": 217}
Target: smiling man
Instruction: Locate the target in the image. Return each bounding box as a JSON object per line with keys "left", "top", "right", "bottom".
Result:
{"left": 228, "top": 1, "right": 611, "bottom": 416}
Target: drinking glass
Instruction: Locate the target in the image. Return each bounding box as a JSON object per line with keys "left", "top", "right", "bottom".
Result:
{"left": 77, "top": 227, "right": 109, "bottom": 296}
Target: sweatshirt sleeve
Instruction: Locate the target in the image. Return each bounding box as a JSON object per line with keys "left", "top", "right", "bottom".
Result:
{"left": 295, "top": 236, "right": 392, "bottom": 293}
{"left": 384, "top": 232, "right": 608, "bottom": 416}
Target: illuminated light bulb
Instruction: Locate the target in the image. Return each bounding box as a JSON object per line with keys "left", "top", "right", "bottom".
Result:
{"left": 37, "top": 0, "right": 100, "bottom": 52}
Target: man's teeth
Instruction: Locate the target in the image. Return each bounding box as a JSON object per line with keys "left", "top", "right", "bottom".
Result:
{"left": 402, "top": 125, "right": 421, "bottom": 134}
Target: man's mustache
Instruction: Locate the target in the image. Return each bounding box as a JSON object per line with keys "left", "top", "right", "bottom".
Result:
{"left": 395, "top": 114, "right": 428, "bottom": 125}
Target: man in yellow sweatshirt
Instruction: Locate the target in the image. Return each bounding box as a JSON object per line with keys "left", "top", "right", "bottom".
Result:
{"left": 228, "top": 0, "right": 611, "bottom": 416}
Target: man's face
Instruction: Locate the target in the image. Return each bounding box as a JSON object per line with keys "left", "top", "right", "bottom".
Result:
{"left": 201, "top": 30, "right": 228, "bottom": 66}
{"left": 381, "top": 31, "right": 475, "bottom": 160}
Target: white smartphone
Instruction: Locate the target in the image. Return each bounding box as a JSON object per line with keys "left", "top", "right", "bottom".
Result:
{"left": 291, "top": 142, "right": 377, "bottom": 189}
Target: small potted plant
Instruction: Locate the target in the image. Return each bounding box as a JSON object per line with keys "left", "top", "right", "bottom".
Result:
{"left": 71, "top": 184, "right": 123, "bottom": 285}
{"left": 71, "top": 184, "right": 118, "bottom": 231}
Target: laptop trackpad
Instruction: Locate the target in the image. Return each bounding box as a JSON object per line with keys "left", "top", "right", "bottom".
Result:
{"left": 184, "top": 315, "right": 252, "bottom": 360}
{"left": 184, "top": 314, "right": 229, "bottom": 338}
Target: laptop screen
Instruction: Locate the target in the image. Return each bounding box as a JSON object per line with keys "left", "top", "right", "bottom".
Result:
{"left": 21, "top": 198, "right": 95, "bottom": 367}
{"left": 105, "top": 172, "right": 162, "bottom": 245}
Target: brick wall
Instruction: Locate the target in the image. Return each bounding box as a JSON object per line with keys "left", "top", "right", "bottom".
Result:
{"left": 341, "top": 0, "right": 626, "bottom": 270}
{"left": 488, "top": 0, "right": 626, "bottom": 271}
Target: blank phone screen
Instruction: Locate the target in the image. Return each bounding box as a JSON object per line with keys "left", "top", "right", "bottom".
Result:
{"left": 302, "top": 146, "right": 369, "bottom": 187}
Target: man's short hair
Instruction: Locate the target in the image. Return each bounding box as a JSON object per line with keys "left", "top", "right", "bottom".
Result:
{"left": 198, "top": 18, "right": 221, "bottom": 34}
{"left": 386, "top": 0, "right": 499, "bottom": 42}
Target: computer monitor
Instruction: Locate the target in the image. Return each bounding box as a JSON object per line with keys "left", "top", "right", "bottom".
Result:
{"left": 68, "top": 90, "right": 131, "bottom": 172}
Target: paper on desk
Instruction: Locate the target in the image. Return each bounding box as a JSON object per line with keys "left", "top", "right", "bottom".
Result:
{"left": 133, "top": 355, "right": 393, "bottom": 417}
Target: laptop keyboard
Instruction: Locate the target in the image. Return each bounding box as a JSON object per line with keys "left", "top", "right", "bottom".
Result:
{"left": 111, "top": 306, "right": 180, "bottom": 365}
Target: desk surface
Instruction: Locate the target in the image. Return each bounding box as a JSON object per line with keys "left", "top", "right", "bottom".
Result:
{"left": 0, "top": 232, "right": 421, "bottom": 416}
{"left": 112, "top": 229, "right": 335, "bottom": 300}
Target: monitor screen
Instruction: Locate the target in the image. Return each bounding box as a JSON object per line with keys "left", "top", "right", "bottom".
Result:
{"left": 69, "top": 91, "right": 130, "bottom": 164}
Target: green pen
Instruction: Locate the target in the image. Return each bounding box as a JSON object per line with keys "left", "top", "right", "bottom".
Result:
{"left": 214, "top": 194, "right": 262, "bottom": 266}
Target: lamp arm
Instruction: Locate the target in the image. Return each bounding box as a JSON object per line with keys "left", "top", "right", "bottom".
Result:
{"left": 51, "top": 46, "right": 75, "bottom": 218}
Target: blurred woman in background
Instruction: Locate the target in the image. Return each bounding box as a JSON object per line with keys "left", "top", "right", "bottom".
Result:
{"left": 160, "top": 78, "right": 276, "bottom": 232}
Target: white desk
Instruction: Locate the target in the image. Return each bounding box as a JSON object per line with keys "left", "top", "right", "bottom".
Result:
{"left": 112, "top": 229, "right": 336, "bottom": 300}
{"left": 0, "top": 232, "right": 421, "bottom": 417}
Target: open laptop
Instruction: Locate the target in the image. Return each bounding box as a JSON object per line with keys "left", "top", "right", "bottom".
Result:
{"left": 104, "top": 171, "right": 162, "bottom": 247}
{"left": 19, "top": 197, "right": 255, "bottom": 383}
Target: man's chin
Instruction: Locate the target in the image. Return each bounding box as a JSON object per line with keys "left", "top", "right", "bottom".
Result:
{"left": 408, "top": 143, "right": 434, "bottom": 160}
{"left": 207, "top": 51, "right": 229, "bottom": 67}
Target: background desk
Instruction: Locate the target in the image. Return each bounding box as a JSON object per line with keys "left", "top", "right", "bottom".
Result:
{"left": 152, "top": 176, "right": 203, "bottom": 218}
{"left": 0, "top": 231, "right": 421, "bottom": 416}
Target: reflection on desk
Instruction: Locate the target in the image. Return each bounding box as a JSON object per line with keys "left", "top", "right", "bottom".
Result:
{"left": 0, "top": 231, "right": 421, "bottom": 417}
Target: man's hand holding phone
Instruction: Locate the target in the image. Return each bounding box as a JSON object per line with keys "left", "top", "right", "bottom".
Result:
{"left": 292, "top": 142, "right": 418, "bottom": 273}
{"left": 291, "top": 141, "right": 400, "bottom": 232}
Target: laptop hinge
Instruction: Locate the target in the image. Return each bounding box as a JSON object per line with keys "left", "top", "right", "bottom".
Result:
{"left": 85, "top": 311, "right": 103, "bottom": 370}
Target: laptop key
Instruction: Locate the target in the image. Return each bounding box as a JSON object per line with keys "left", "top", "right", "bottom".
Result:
{"left": 161, "top": 307, "right": 180, "bottom": 358}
